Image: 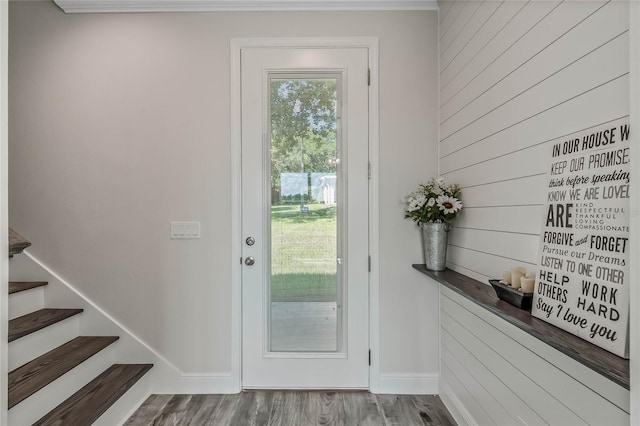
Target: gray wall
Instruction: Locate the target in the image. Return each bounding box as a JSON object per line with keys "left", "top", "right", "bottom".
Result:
{"left": 8, "top": 1, "right": 440, "bottom": 384}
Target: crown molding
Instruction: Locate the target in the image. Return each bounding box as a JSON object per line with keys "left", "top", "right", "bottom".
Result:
{"left": 53, "top": 0, "right": 439, "bottom": 13}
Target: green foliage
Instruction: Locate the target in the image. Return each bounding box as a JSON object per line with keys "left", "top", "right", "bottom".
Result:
{"left": 270, "top": 204, "right": 337, "bottom": 302}
{"left": 271, "top": 274, "right": 336, "bottom": 302}
{"left": 270, "top": 79, "right": 338, "bottom": 204}
{"left": 280, "top": 194, "right": 311, "bottom": 204}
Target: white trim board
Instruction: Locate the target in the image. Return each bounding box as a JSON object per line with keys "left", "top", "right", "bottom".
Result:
{"left": 54, "top": 0, "right": 439, "bottom": 13}
{"left": 439, "top": 381, "right": 475, "bottom": 426}
{"left": 230, "top": 36, "right": 380, "bottom": 393}
{"left": 378, "top": 373, "right": 439, "bottom": 395}
{"left": 180, "top": 373, "right": 237, "bottom": 394}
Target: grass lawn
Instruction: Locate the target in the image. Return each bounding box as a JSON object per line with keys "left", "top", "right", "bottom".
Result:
{"left": 270, "top": 203, "right": 338, "bottom": 302}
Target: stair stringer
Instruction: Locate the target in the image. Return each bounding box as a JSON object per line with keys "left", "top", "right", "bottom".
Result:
{"left": 9, "top": 253, "right": 182, "bottom": 402}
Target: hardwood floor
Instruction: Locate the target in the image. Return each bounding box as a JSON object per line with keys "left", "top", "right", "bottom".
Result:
{"left": 126, "top": 392, "right": 456, "bottom": 426}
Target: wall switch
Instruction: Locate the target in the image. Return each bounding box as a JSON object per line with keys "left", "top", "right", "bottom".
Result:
{"left": 171, "top": 221, "right": 201, "bottom": 239}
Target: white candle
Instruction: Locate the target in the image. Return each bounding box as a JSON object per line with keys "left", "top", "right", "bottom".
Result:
{"left": 511, "top": 267, "right": 524, "bottom": 289}
{"left": 501, "top": 271, "right": 511, "bottom": 285}
{"left": 520, "top": 276, "right": 535, "bottom": 293}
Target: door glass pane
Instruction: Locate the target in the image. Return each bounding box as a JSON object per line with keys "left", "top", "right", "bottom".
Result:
{"left": 269, "top": 76, "right": 341, "bottom": 353}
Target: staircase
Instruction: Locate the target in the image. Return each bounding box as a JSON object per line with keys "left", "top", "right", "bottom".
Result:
{"left": 7, "top": 228, "right": 153, "bottom": 425}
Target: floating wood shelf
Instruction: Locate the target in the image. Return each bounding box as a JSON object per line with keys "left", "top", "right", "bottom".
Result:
{"left": 413, "top": 264, "right": 629, "bottom": 390}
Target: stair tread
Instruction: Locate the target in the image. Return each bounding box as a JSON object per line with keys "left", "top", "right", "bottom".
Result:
{"left": 33, "top": 364, "right": 153, "bottom": 426}
{"left": 9, "top": 228, "right": 31, "bottom": 256}
{"left": 8, "top": 308, "right": 84, "bottom": 342}
{"left": 9, "top": 281, "right": 48, "bottom": 294}
{"left": 8, "top": 336, "right": 120, "bottom": 408}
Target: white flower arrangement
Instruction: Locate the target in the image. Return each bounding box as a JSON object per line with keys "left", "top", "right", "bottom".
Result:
{"left": 405, "top": 177, "right": 463, "bottom": 225}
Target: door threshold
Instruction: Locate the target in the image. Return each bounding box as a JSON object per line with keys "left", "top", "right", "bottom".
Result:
{"left": 242, "top": 388, "right": 369, "bottom": 393}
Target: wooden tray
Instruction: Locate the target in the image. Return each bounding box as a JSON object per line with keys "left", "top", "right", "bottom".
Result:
{"left": 489, "top": 279, "right": 533, "bottom": 310}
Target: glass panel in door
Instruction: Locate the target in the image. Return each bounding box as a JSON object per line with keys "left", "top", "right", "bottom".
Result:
{"left": 268, "top": 76, "right": 342, "bottom": 353}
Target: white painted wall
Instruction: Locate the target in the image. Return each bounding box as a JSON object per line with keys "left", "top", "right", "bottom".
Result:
{"left": 8, "top": 1, "right": 440, "bottom": 387}
{"left": 438, "top": 0, "right": 631, "bottom": 422}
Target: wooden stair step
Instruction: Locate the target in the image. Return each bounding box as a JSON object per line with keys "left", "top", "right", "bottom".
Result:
{"left": 9, "top": 281, "right": 48, "bottom": 294}
{"left": 33, "top": 364, "right": 153, "bottom": 426}
{"left": 9, "top": 228, "right": 31, "bottom": 256}
{"left": 9, "top": 308, "right": 84, "bottom": 342}
{"left": 8, "top": 336, "right": 120, "bottom": 409}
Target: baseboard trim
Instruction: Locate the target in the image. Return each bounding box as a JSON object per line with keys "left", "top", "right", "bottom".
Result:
{"left": 377, "top": 373, "right": 438, "bottom": 394}
{"left": 113, "top": 390, "right": 151, "bottom": 426}
{"left": 439, "top": 381, "right": 475, "bottom": 426}
{"left": 180, "top": 373, "right": 240, "bottom": 394}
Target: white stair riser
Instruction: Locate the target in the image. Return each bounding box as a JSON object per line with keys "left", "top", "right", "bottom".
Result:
{"left": 9, "top": 316, "right": 80, "bottom": 371}
{"left": 8, "top": 343, "right": 118, "bottom": 426}
{"left": 9, "top": 287, "right": 45, "bottom": 320}
{"left": 93, "top": 373, "right": 150, "bottom": 426}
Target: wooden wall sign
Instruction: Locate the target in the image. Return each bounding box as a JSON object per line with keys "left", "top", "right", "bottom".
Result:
{"left": 531, "top": 118, "right": 630, "bottom": 358}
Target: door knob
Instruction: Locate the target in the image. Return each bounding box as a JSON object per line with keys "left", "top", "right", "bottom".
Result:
{"left": 244, "top": 256, "right": 255, "bottom": 266}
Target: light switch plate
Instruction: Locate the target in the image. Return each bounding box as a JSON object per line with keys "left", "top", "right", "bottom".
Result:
{"left": 171, "top": 221, "right": 201, "bottom": 239}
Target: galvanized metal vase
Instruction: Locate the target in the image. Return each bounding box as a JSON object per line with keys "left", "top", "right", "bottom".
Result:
{"left": 422, "top": 222, "right": 451, "bottom": 271}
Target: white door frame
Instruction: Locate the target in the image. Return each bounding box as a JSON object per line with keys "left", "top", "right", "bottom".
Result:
{"left": 230, "top": 37, "right": 380, "bottom": 392}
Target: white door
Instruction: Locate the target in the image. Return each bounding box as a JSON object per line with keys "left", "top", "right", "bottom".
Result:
{"left": 241, "top": 47, "right": 370, "bottom": 389}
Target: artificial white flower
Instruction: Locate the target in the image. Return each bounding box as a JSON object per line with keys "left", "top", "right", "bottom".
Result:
{"left": 436, "top": 195, "right": 462, "bottom": 214}
{"left": 406, "top": 193, "right": 427, "bottom": 212}
{"left": 404, "top": 178, "right": 462, "bottom": 225}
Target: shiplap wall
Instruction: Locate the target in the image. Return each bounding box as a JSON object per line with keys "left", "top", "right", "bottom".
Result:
{"left": 437, "top": 0, "right": 630, "bottom": 424}
{"left": 439, "top": 0, "right": 629, "bottom": 283}
{"left": 440, "top": 287, "right": 630, "bottom": 425}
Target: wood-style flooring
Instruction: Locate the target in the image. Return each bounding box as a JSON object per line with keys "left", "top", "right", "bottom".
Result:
{"left": 126, "top": 392, "right": 456, "bottom": 426}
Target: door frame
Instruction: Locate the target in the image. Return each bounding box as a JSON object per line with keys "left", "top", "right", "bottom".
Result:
{"left": 230, "top": 37, "right": 380, "bottom": 392}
